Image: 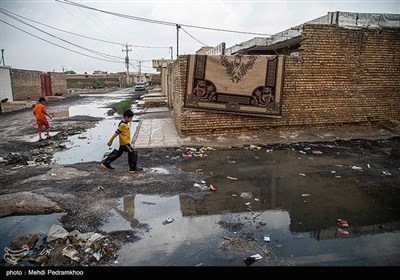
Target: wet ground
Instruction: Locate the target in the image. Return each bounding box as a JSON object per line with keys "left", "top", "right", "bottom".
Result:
{"left": 0, "top": 88, "right": 399, "bottom": 268}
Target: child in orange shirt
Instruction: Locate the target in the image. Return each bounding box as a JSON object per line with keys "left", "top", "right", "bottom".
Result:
{"left": 33, "top": 97, "right": 52, "bottom": 141}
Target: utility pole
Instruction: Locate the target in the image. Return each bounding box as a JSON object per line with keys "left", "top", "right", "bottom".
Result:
{"left": 138, "top": 61, "right": 142, "bottom": 81}
{"left": 176, "top": 24, "right": 180, "bottom": 58}
{"left": 122, "top": 43, "right": 132, "bottom": 85}
{"left": 0, "top": 49, "right": 5, "bottom": 66}
{"left": 170, "top": 46, "right": 173, "bottom": 60}
{"left": 61, "top": 66, "right": 65, "bottom": 72}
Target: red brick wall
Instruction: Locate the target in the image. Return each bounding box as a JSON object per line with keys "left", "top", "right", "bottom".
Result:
{"left": 171, "top": 24, "right": 400, "bottom": 136}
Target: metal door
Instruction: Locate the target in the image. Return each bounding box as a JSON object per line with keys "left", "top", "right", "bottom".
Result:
{"left": 40, "top": 73, "right": 52, "bottom": 96}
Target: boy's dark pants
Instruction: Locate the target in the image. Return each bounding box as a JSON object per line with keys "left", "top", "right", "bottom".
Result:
{"left": 103, "top": 144, "right": 140, "bottom": 171}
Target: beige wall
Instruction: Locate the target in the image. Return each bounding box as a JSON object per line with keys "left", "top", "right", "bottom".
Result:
{"left": 11, "top": 69, "right": 42, "bottom": 101}
{"left": 170, "top": 24, "right": 400, "bottom": 136}
{"left": 11, "top": 69, "right": 68, "bottom": 101}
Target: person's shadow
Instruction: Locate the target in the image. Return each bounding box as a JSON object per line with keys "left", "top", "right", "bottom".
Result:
{"left": 114, "top": 195, "right": 139, "bottom": 227}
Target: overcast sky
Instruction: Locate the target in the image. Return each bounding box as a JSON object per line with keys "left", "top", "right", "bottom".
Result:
{"left": 1, "top": 0, "right": 399, "bottom": 74}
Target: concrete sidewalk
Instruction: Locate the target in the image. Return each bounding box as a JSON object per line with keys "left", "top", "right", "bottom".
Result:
{"left": 132, "top": 106, "right": 400, "bottom": 149}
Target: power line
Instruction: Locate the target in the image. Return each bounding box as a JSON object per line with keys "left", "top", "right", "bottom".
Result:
{"left": 0, "top": 19, "right": 122, "bottom": 63}
{"left": 180, "top": 26, "right": 209, "bottom": 47}
{"left": 1, "top": 8, "right": 173, "bottom": 51}
{"left": 56, "top": 0, "right": 272, "bottom": 36}
{"left": 0, "top": 9, "right": 124, "bottom": 61}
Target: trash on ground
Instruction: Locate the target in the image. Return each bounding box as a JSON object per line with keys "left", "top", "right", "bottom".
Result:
{"left": 240, "top": 192, "right": 253, "bottom": 199}
{"left": 254, "top": 198, "right": 260, "bottom": 202}
{"left": 243, "top": 253, "right": 263, "bottom": 266}
{"left": 245, "top": 202, "right": 251, "bottom": 206}
{"left": 352, "top": 166, "right": 362, "bottom": 170}
{"left": 47, "top": 225, "right": 69, "bottom": 242}
{"left": 263, "top": 235, "right": 271, "bottom": 242}
{"left": 338, "top": 228, "right": 349, "bottom": 235}
{"left": 382, "top": 171, "right": 392, "bottom": 176}
{"left": 301, "top": 193, "right": 311, "bottom": 197}
{"left": 227, "top": 176, "right": 238, "bottom": 180}
{"left": 299, "top": 173, "right": 306, "bottom": 176}
{"left": 312, "top": 150, "right": 323, "bottom": 154}
{"left": 194, "top": 182, "right": 209, "bottom": 191}
{"left": 166, "top": 217, "right": 174, "bottom": 223}
{"left": 337, "top": 219, "right": 349, "bottom": 228}
{"left": 210, "top": 184, "right": 217, "bottom": 191}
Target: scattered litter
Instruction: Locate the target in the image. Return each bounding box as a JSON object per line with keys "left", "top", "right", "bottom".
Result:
{"left": 254, "top": 198, "right": 260, "bottom": 202}
{"left": 200, "top": 180, "right": 206, "bottom": 184}
{"left": 62, "top": 245, "right": 80, "bottom": 262}
{"left": 352, "top": 166, "right": 362, "bottom": 170}
{"left": 299, "top": 173, "right": 306, "bottom": 176}
{"left": 51, "top": 173, "right": 57, "bottom": 177}
{"left": 165, "top": 218, "right": 174, "bottom": 224}
{"left": 227, "top": 176, "right": 238, "bottom": 180}
{"left": 263, "top": 235, "right": 271, "bottom": 242}
{"left": 231, "top": 194, "right": 238, "bottom": 197}
{"left": 97, "top": 186, "right": 104, "bottom": 191}
{"left": 312, "top": 150, "right": 323, "bottom": 154}
{"left": 194, "top": 182, "right": 208, "bottom": 191}
{"left": 338, "top": 228, "right": 349, "bottom": 235}
{"left": 243, "top": 254, "right": 263, "bottom": 266}
{"left": 266, "top": 148, "right": 273, "bottom": 153}
{"left": 78, "top": 133, "right": 86, "bottom": 139}
{"left": 331, "top": 170, "right": 336, "bottom": 174}
{"left": 92, "top": 252, "right": 102, "bottom": 261}
{"left": 301, "top": 193, "right": 311, "bottom": 197}
{"left": 337, "top": 219, "right": 349, "bottom": 228}
{"left": 335, "top": 175, "right": 342, "bottom": 179}
{"left": 228, "top": 160, "right": 236, "bottom": 164}
{"left": 245, "top": 202, "right": 251, "bottom": 206}
{"left": 382, "top": 171, "right": 392, "bottom": 176}
{"left": 47, "top": 225, "right": 69, "bottom": 242}
{"left": 299, "top": 150, "right": 306, "bottom": 154}
{"left": 240, "top": 192, "right": 253, "bottom": 199}
{"left": 367, "top": 163, "right": 371, "bottom": 168}
{"left": 210, "top": 184, "right": 217, "bottom": 192}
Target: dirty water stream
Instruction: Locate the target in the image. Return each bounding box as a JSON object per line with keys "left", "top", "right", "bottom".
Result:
{"left": 1, "top": 90, "right": 399, "bottom": 266}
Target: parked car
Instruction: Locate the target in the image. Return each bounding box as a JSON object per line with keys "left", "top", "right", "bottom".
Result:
{"left": 134, "top": 82, "right": 147, "bottom": 91}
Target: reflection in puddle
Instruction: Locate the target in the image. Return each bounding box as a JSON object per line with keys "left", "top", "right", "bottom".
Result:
{"left": 104, "top": 148, "right": 400, "bottom": 266}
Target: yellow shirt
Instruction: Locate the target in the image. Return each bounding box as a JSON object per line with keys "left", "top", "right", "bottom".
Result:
{"left": 109, "top": 121, "right": 131, "bottom": 145}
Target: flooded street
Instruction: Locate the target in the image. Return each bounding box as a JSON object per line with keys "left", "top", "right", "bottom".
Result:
{"left": 0, "top": 89, "right": 399, "bottom": 267}
{"left": 110, "top": 146, "right": 400, "bottom": 266}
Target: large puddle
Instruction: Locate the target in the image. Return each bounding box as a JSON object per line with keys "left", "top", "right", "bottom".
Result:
{"left": 101, "top": 148, "right": 400, "bottom": 266}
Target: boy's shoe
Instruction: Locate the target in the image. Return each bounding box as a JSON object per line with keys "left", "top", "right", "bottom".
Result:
{"left": 129, "top": 168, "right": 144, "bottom": 174}
{"left": 101, "top": 163, "right": 115, "bottom": 171}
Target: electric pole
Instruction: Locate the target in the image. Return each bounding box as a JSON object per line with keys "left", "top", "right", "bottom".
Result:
{"left": 122, "top": 43, "right": 132, "bottom": 85}
{"left": 0, "top": 49, "right": 5, "bottom": 66}
{"left": 176, "top": 25, "right": 180, "bottom": 58}
{"left": 170, "top": 46, "right": 173, "bottom": 60}
{"left": 138, "top": 61, "right": 142, "bottom": 78}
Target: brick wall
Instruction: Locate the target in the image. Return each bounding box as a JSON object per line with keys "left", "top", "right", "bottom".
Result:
{"left": 11, "top": 69, "right": 42, "bottom": 101}
{"left": 171, "top": 24, "right": 400, "bottom": 136}
{"left": 66, "top": 74, "right": 123, "bottom": 88}
{"left": 50, "top": 72, "right": 67, "bottom": 96}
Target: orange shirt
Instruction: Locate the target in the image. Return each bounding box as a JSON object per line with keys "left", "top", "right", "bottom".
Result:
{"left": 33, "top": 103, "right": 47, "bottom": 121}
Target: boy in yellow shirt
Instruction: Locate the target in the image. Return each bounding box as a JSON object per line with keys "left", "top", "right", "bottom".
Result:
{"left": 101, "top": 109, "right": 143, "bottom": 173}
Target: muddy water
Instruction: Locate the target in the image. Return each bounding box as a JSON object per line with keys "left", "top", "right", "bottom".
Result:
{"left": 106, "top": 148, "right": 400, "bottom": 266}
